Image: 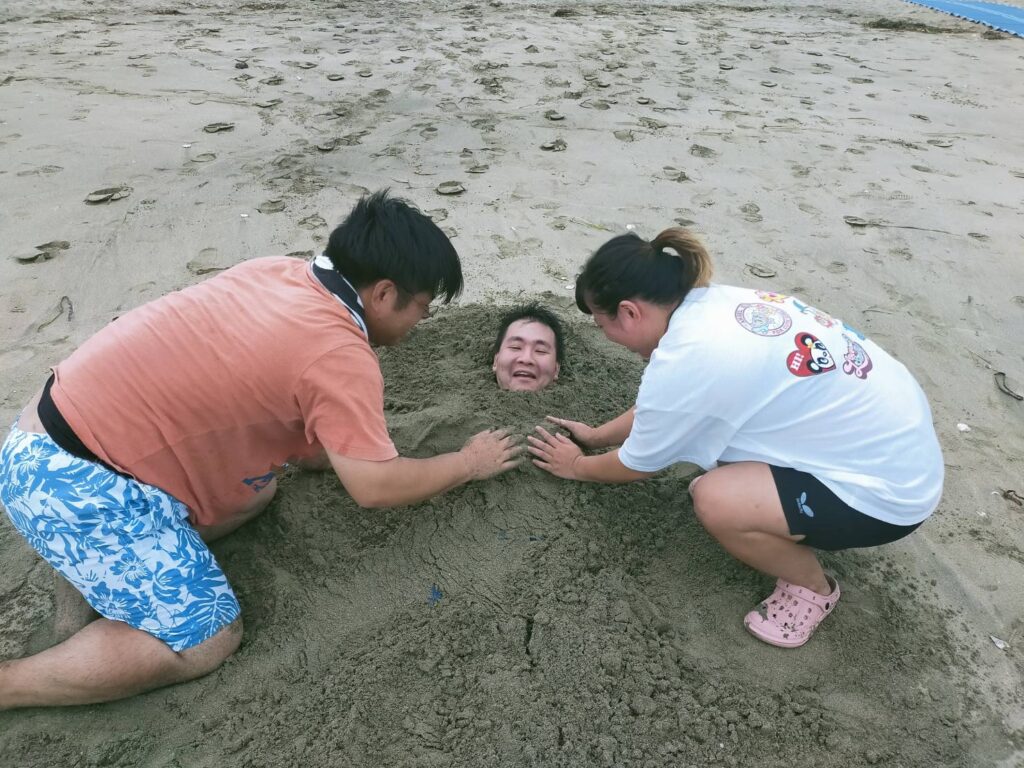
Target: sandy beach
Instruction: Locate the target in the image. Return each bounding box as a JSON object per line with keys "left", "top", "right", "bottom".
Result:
{"left": 1, "top": 0, "right": 1023, "bottom": 765}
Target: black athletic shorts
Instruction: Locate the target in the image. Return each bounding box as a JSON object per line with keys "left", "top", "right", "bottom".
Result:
{"left": 769, "top": 465, "right": 924, "bottom": 552}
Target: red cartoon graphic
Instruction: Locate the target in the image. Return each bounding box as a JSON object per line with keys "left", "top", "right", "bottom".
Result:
{"left": 786, "top": 332, "right": 836, "bottom": 377}
{"left": 841, "top": 334, "right": 873, "bottom": 379}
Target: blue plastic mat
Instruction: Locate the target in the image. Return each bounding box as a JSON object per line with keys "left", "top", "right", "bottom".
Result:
{"left": 903, "top": 0, "right": 1024, "bottom": 37}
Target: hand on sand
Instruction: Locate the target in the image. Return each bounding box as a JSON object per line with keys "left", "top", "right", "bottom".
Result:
{"left": 528, "top": 426, "right": 583, "bottom": 480}
{"left": 461, "top": 428, "right": 522, "bottom": 480}
{"left": 545, "top": 416, "right": 601, "bottom": 450}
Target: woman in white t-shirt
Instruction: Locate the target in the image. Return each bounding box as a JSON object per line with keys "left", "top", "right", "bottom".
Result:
{"left": 528, "top": 227, "right": 943, "bottom": 648}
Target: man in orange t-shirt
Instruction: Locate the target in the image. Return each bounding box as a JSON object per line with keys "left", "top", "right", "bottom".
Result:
{"left": 0, "top": 190, "right": 519, "bottom": 710}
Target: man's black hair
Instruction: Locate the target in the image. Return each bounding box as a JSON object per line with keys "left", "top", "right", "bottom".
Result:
{"left": 490, "top": 303, "right": 566, "bottom": 364}
{"left": 324, "top": 189, "right": 463, "bottom": 303}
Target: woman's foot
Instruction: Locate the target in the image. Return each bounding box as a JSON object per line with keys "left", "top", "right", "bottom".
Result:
{"left": 744, "top": 575, "right": 841, "bottom": 648}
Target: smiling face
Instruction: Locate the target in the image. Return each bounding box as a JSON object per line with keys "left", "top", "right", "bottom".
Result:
{"left": 362, "top": 280, "right": 433, "bottom": 347}
{"left": 492, "top": 319, "right": 560, "bottom": 391}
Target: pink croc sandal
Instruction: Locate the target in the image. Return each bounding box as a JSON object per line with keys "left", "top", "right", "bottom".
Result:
{"left": 743, "top": 576, "right": 840, "bottom": 648}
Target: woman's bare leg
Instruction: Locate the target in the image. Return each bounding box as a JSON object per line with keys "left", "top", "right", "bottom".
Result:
{"left": 690, "top": 462, "right": 831, "bottom": 595}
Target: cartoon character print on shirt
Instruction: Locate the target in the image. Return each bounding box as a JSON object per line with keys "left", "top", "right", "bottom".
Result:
{"left": 791, "top": 299, "right": 838, "bottom": 329}
{"left": 791, "top": 299, "right": 865, "bottom": 340}
{"left": 786, "top": 332, "right": 836, "bottom": 377}
{"left": 755, "top": 290, "right": 789, "bottom": 304}
{"left": 841, "top": 333, "right": 873, "bottom": 379}
{"left": 734, "top": 302, "right": 793, "bottom": 337}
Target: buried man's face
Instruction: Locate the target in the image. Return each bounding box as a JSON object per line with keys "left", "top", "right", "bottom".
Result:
{"left": 492, "top": 319, "right": 560, "bottom": 391}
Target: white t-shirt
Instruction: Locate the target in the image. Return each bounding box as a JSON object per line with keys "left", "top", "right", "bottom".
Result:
{"left": 618, "top": 285, "right": 944, "bottom": 525}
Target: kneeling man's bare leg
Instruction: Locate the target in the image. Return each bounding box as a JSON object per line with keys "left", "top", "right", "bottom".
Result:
{"left": 0, "top": 616, "right": 241, "bottom": 710}
{"left": 52, "top": 573, "right": 100, "bottom": 644}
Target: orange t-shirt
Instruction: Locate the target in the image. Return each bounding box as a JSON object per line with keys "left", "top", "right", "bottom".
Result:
{"left": 50, "top": 256, "right": 398, "bottom": 526}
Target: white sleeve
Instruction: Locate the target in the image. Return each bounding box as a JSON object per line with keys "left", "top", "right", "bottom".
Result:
{"left": 619, "top": 408, "right": 738, "bottom": 472}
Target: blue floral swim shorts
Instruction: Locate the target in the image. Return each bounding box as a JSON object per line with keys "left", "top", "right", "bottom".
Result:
{"left": 0, "top": 424, "right": 240, "bottom": 651}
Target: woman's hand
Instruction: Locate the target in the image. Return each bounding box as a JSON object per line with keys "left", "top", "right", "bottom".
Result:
{"left": 528, "top": 426, "right": 584, "bottom": 479}
{"left": 545, "top": 416, "right": 603, "bottom": 450}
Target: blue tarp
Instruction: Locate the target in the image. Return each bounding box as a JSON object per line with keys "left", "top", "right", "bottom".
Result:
{"left": 903, "top": 0, "right": 1024, "bottom": 37}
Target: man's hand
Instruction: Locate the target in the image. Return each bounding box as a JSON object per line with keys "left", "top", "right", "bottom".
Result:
{"left": 459, "top": 428, "right": 522, "bottom": 480}
{"left": 545, "top": 416, "right": 603, "bottom": 450}
{"left": 528, "top": 426, "right": 584, "bottom": 479}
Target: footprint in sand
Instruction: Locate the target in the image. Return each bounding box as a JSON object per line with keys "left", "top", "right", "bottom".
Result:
{"left": 16, "top": 165, "right": 63, "bottom": 177}
{"left": 436, "top": 181, "right": 466, "bottom": 196}
{"left": 257, "top": 199, "right": 285, "bottom": 214}
{"left": 663, "top": 167, "right": 690, "bottom": 182}
{"left": 186, "top": 248, "right": 231, "bottom": 276}
{"left": 491, "top": 234, "right": 543, "bottom": 259}
{"left": 259, "top": 75, "right": 284, "bottom": 86}
{"left": 12, "top": 240, "right": 71, "bottom": 264}
{"left": 740, "top": 203, "right": 763, "bottom": 223}
{"left": 541, "top": 139, "right": 567, "bottom": 151}
{"left": 298, "top": 214, "right": 326, "bottom": 230}
{"left": 338, "top": 131, "right": 370, "bottom": 146}
{"left": 84, "top": 186, "right": 131, "bottom": 204}
{"left": 689, "top": 144, "right": 717, "bottom": 158}
{"left": 203, "top": 122, "right": 235, "bottom": 133}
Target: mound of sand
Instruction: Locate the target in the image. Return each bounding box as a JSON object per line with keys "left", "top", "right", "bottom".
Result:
{"left": 1, "top": 0, "right": 1022, "bottom": 764}
{"left": 0, "top": 305, "right": 1002, "bottom": 767}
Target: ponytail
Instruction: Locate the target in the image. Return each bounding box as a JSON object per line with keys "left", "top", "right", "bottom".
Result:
{"left": 651, "top": 227, "right": 713, "bottom": 289}
{"left": 574, "top": 227, "right": 715, "bottom": 316}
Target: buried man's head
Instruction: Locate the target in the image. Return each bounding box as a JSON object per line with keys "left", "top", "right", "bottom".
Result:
{"left": 491, "top": 304, "right": 565, "bottom": 391}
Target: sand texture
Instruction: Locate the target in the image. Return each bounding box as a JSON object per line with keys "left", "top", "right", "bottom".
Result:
{"left": 1, "top": 1, "right": 1023, "bottom": 766}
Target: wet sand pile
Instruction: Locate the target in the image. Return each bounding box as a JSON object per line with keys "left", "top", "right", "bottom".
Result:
{"left": 1, "top": 0, "right": 1022, "bottom": 764}
{"left": 0, "top": 305, "right": 1005, "bottom": 767}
